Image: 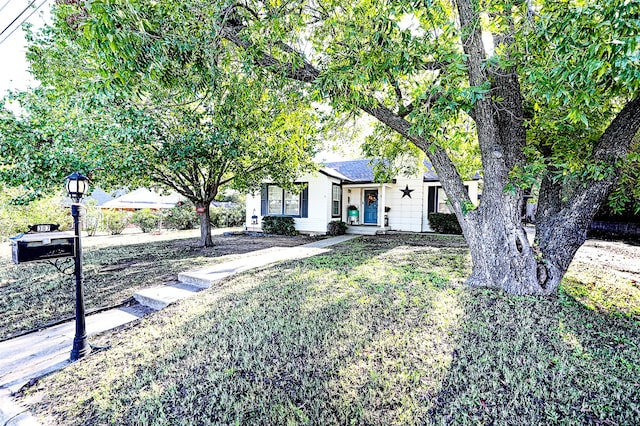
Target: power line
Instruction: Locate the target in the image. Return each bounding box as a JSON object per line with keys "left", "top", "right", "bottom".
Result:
{"left": 0, "top": 0, "right": 48, "bottom": 47}
{"left": 0, "top": 0, "right": 15, "bottom": 14}
{"left": 0, "top": 0, "right": 37, "bottom": 39}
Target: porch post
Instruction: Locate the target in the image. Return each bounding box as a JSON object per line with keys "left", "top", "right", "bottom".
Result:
{"left": 379, "top": 184, "right": 386, "bottom": 229}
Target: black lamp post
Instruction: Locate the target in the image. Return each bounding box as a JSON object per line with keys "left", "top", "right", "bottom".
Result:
{"left": 66, "top": 172, "right": 90, "bottom": 361}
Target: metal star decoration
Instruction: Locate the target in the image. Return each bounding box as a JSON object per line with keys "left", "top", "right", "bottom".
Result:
{"left": 401, "top": 184, "right": 414, "bottom": 198}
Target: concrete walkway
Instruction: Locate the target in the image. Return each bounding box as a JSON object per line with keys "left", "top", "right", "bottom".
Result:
{"left": 0, "top": 234, "right": 358, "bottom": 425}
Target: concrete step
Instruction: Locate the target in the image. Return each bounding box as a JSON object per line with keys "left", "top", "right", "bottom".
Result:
{"left": 133, "top": 283, "right": 203, "bottom": 310}
{"left": 177, "top": 268, "right": 238, "bottom": 289}
{"left": 346, "top": 226, "right": 385, "bottom": 235}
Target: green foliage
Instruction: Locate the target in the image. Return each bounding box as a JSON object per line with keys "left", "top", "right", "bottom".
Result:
{"left": 261, "top": 216, "right": 297, "bottom": 236}
{"left": 210, "top": 205, "right": 245, "bottom": 229}
{"left": 327, "top": 220, "right": 348, "bottom": 236}
{"left": 101, "top": 210, "right": 130, "bottom": 235}
{"left": 521, "top": 1, "right": 640, "bottom": 197}
{"left": 428, "top": 212, "right": 463, "bottom": 235}
{"left": 2, "top": 3, "right": 322, "bottom": 247}
{"left": 0, "top": 187, "right": 70, "bottom": 240}
{"left": 131, "top": 209, "right": 161, "bottom": 233}
{"left": 83, "top": 199, "right": 101, "bottom": 236}
{"left": 165, "top": 203, "right": 198, "bottom": 230}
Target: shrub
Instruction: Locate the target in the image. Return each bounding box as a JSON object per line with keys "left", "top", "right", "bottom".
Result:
{"left": 327, "top": 220, "right": 347, "bottom": 236}
{"left": 83, "top": 199, "right": 101, "bottom": 236}
{"left": 0, "top": 189, "right": 70, "bottom": 240}
{"left": 131, "top": 209, "right": 161, "bottom": 233}
{"left": 210, "top": 204, "right": 246, "bottom": 228}
{"left": 101, "top": 209, "right": 130, "bottom": 235}
{"left": 428, "top": 212, "right": 462, "bottom": 235}
{"left": 261, "top": 216, "right": 297, "bottom": 235}
{"left": 165, "top": 203, "right": 198, "bottom": 230}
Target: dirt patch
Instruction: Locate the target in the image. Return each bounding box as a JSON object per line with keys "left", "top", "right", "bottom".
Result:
{"left": 570, "top": 238, "right": 640, "bottom": 283}
{"left": 171, "top": 233, "right": 325, "bottom": 257}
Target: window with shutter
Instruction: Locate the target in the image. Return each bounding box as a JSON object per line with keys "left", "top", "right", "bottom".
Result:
{"left": 260, "top": 183, "right": 308, "bottom": 217}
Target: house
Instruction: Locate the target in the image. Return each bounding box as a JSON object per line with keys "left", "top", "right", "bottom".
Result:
{"left": 100, "top": 188, "right": 182, "bottom": 211}
{"left": 86, "top": 187, "right": 114, "bottom": 206}
{"left": 245, "top": 159, "right": 480, "bottom": 235}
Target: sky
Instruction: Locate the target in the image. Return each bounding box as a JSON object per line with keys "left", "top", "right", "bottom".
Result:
{"left": 0, "top": 0, "right": 50, "bottom": 96}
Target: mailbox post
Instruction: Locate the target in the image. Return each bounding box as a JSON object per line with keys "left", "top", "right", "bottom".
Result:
{"left": 66, "top": 172, "right": 90, "bottom": 361}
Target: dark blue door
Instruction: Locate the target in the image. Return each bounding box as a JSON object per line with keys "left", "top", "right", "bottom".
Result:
{"left": 363, "top": 190, "right": 378, "bottom": 224}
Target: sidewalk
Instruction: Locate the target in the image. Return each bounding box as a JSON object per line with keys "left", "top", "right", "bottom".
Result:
{"left": 0, "top": 234, "right": 358, "bottom": 425}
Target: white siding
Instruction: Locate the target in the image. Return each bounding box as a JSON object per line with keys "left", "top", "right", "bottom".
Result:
{"left": 344, "top": 187, "right": 362, "bottom": 224}
{"left": 386, "top": 177, "right": 424, "bottom": 232}
{"left": 245, "top": 172, "right": 339, "bottom": 234}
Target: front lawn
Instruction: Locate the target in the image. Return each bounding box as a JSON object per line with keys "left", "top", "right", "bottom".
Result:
{"left": 19, "top": 234, "right": 640, "bottom": 425}
{"left": 0, "top": 230, "right": 321, "bottom": 340}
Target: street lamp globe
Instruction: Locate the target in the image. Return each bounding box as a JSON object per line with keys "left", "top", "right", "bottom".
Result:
{"left": 65, "top": 172, "right": 90, "bottom": 203}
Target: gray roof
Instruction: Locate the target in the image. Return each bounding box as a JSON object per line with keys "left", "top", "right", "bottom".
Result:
{"left": 323, "top": 159, "right": 450, "bottom": 183}
{"left": 323, "top": 160, "right": 376, "bottom": 182}
{"left": 87, "top": 187, "right": 114, "bottom": 206}
{"left": 318, "top": 166, "right": 353, "bottom": 182}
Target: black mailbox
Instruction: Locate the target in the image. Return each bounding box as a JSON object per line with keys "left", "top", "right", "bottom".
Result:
{"left": 10, "top": 231, "right": 76, "bottom": 264}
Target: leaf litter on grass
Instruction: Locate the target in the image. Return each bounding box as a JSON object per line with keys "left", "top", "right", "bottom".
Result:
{"left": 0, "top": 230, "right": 322, "bottom": 340}
{"left": 15, "top": 233, "right": 640, "bottom": 425}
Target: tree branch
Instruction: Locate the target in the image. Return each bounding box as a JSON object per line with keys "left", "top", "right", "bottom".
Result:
{"left": 220, "top": 20, "right": 472, "bottom": 214}
{"left": 567, "top": 96, "right": 640, "bottom": 216}
{"left": 398, "top": 92, "right": 442, "bottom": 118}
{"left": 455, "top": 0, "right": 508, "bottom": 199}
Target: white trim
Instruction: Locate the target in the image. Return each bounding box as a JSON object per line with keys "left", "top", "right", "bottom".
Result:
{"left": 343, "top": 183, "right": 393, "bottom": 189}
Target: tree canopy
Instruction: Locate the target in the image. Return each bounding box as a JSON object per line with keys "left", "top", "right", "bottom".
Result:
{"left": 1, "top": 3, "right": 321, "bottom": 246}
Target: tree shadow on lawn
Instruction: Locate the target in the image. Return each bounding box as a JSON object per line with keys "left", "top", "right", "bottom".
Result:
{"left": 22, "top": 234, "right": 471, "bottom": 424}
{"left": 24, "top": 234, "right": 638, "bottom": 425}
{"left": 428, "top": 289, "right": 640, "bottom": 425}
{"left": 0, "top": 234, "right": 320, "bottom": 340}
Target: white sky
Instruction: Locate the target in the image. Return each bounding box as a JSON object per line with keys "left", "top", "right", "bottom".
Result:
{"left": 0, "top": 0, "right": 50, "bottom": 96}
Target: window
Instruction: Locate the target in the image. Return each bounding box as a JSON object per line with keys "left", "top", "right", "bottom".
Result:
{"left": 284, "top": 190, "right": 300, "bottom": 216}
{"left": 268, "top": 186, "right": 283, "bottom": 215}
{"left": 428, "top": 185, "right": 470, "bottom": 213}
{"left": 261, "top": 184, "right": 308, "bottom": 217}
{"left": 331, "top": 184, "right": 341, "bottom": 217}
{"left": 437, "top": 187, "right": 450, "bottom": 213}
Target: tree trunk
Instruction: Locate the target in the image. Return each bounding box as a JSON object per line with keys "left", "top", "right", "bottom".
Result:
{"left": 198, "top": 203, "right": 213, "bottom": 247}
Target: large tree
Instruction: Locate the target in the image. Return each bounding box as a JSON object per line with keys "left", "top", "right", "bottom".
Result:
{"left": 55, "top": 0, "right": 639, "bottom": 294}
{"left": 1, "top": 4, "right": 320, "bottom": 246}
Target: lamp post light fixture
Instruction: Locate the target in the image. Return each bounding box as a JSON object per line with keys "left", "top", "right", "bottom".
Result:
{"left": 65, "top": 172, "right": 90, "bottom": 361}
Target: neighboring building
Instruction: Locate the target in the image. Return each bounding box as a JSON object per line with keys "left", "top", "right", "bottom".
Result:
{"left": 100, "top": 188, "right": 182, "bottom": 211}
{"left": 86, "top": 187, "right": 114, "bottom": 206}
{"left": 245, "top": 159, "right": 480, "bottom": 235}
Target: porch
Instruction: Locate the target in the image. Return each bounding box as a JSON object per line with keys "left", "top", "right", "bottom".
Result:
{"left": 345, "top": 225, "right": 390, "bottom": 235}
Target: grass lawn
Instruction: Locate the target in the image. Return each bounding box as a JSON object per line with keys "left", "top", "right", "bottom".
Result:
{"left": 0, "top": 229, "right": 321, "bottom": 340}
{"left": 15, "top": 233, "right": 640, "bottom": 425}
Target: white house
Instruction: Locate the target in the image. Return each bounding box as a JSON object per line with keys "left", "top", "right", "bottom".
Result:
{"left": 245, "top": 159, "right": 480, "bottom": 235}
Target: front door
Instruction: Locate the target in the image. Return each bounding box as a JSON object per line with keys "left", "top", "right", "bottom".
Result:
{"left": 363, "top": 190, "right": 378, "bottom": 224}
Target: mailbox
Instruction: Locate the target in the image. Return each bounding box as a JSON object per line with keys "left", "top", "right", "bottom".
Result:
{"left": 10, "top": 231, "right": 76, "bottom": 264}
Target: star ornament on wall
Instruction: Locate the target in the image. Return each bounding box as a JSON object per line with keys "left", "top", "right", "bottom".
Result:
{"left": 401, "top": 185, "right": 414, "bottom": 198}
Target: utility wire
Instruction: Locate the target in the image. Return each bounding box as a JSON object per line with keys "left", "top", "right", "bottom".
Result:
{"left": 0, "top": 0, "right": 15, "bottom": 14}
{"left": 0, "top": 0, "right": 36, "bottom": 39}
{"left": 0, "top": 0, "right": 47, "bottom": 47}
